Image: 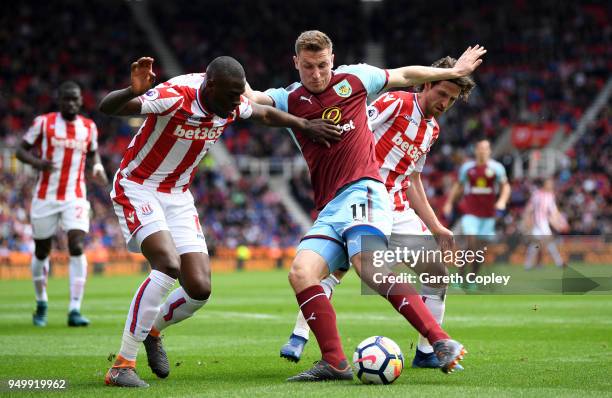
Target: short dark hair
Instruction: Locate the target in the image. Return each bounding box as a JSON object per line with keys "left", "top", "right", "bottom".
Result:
{"left": 206, "top": 56, "right": 245, "bottom": 81}
{"left": 430, "top": 56, "right": 476, "bottom": 101}
{"left": 58, "top": 81, "right": 80, "bottom": 94}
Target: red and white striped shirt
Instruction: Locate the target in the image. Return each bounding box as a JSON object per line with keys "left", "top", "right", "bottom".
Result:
{"left": 368, "top": 91, "right": 440, "bottom": 211}
{"left": 24, "top": 112, "right": 98, "bottom": 201}
{"left": 530, "top": 189, "right": 557, "bottom": 229}
{"left": 116, "top": 73, "right": 253, "bottom": 193}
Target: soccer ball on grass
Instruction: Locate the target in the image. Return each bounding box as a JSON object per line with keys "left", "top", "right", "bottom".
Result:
{"left": 352, "top": 336, "right": 404, "bottom": 384}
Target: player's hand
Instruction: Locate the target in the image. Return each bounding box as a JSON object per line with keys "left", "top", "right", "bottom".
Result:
{"left": 495, "top": 202, "right": 507, "bottom": 218}
{"left": 302, "top": 119, "right": 343, "bottom": 148}
{"left": 432, "top": 225, "right": 455, "bottom": 254}
{"left": 130, "top": 57, "right": 157, "bottom": 96}
{"left": 454, "top": 45, "right": 487, "bottom": 76}
{"left": 34, "top": 159, "right": 54, "bottom": 172}
{"left": 92, "top": 164, "right": 109, "bottom": 186}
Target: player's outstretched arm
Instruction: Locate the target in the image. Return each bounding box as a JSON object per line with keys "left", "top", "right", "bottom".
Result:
{"left": 386, "top": 45, "right": 487, "bottom": 88}
{"left": 243, "top": 82, "right": 274, "bottom": 106}
{"left": 249, "top": 103, "right": 342, "bottom": 148}
{"left": 98, "top": 57, "right": 157, "bottom": 116}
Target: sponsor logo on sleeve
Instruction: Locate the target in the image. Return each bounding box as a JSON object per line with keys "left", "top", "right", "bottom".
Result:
{"left": 367, "top": 106, "right": 379, "bottom": 120}
{"left": 143, "top": 89, "right": 160, "bottom": 101}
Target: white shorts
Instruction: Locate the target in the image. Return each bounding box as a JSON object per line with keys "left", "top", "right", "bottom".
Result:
{"left": 389, "top": 208, "right": 437, "bottom": 252}
{"left": 111, "top": 176, "right": 207, "bottom": 255}
{"left": 388, "top": 208, "right": 446, "bottom": 278}
{"left": 391, "top": 208, "right": 432, "bottom": 236}
{"left": 30, "top": 198, "right": 90, "bottom": 239}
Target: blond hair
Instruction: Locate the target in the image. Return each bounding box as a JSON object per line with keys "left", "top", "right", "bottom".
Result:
{"left": 430, "top": 56, "right": 476, "bottom": 101}
{"left": 295, "top": 30, "right": 333, "bottom": 54}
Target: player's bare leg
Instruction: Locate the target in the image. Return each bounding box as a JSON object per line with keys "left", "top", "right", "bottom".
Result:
{"left": 106, "top": 231, "right": 179, "bottom": 388}
{"left": 67, "top": 229, "right": 90, "bottom": 326}
{"left": 352, "top": 248, "right": 465, "bottom": 374}
{"left": 31, "top": 238, "right": 51, "bottom": 327}
{"left": 281, "top": 270, "right": 345, "bottom": 362}
{"left": 146, "top": 251, "right": 211, "bottom": 378}
{"left": 286, "top": 250, "right": 353, "bottom": 381}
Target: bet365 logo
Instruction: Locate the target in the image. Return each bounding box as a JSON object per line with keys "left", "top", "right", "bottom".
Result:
{"left": 173, "top": 125, "right": 224, "bottom": 140}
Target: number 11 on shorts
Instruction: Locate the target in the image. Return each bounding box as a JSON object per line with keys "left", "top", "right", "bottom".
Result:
{"left": 351, "top": 203, "right": 367, "bottom": 221}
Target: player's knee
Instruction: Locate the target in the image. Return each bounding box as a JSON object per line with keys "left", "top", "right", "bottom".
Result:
{"left": 34, "top": 247, "right": 50, "bottom": 260}
{"left": 68, "top": 241, "right": 84, "bottom": 256}
{"left": 34, "top": 240, "right": 51, "bottom": 260}
{"left": 288, "top": 260, "right": 317, "bottom": 291}
{"left": 149, "top": 251, "right": 181, "bottom": 279}
{"left": 185, "top": 276, "right": 211, "bottom": 301}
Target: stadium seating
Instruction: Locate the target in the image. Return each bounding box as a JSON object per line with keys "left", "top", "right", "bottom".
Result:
{"left": 0, "top": 0, "right": 609, "bottom": 254}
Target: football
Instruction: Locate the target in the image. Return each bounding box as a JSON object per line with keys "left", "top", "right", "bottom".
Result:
{"left": 352, "top": 336, "right": 404, "bottom": 384}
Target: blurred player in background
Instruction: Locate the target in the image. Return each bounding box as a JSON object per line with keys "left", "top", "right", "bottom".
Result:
{"left": 16, "top": 81, "right": 108, "bottom": 328}
{"left": 247, "top": 30, "right": 485, "bottom": 381}
{"left": 280, "top": 56, "right": 477, "bottom": 370}
{"left": 99, "top": 56, "right": 340, "bottom": 388}
{"left": 523, "top": 177, "right": 568, "bottom": 269}
{"left": 443, "top": 139, "right": 510, "bottom": 288}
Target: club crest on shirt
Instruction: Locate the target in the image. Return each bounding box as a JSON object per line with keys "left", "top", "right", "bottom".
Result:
{"left": 333, "top": 79, "right": 352, "bottom": 98}
{"left": 140, "top": 202, "right": 153, "bottom": 216}
{"left": 485, "top": 168, "right": 494, "bottom": 178}
{"left": 143, "top": 89, "right": 160, "bottom": 101}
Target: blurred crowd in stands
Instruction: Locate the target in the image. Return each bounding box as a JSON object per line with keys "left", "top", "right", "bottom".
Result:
{"left": 0, "top": 0, "right": 609, "bottom": 254}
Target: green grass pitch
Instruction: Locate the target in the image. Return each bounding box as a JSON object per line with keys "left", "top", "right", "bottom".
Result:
{"left": 1, "top": 269, "right": 610, "bottom": 397}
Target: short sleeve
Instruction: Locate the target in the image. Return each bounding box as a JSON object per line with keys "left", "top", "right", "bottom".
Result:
{"left": 139, "top": 86, "right": 184, "bottom": 115}
{"left": 493, "top": 161, "right": 508, "bottom": 183}
{"left": 367, "top": 92, "right": 403, "bottom": 132}
{"left": 264, "top": 87, "right": 289, "bottom": 112}
{"left": 88, "top": 122, "right": 99, "bottom": 152}
{"left": 24, "top": 116, "right": 45, "bottom": 145}
{"left": 458, "top": 162, "right": 470, "bottom": 183}
{"left": 335, "top": 64, "right": 389, "bottom": 95}
{"left": 236, "top": 95, "right": 253, "bottom": 119}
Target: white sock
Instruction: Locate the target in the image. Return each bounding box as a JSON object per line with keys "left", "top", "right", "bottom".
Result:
{"left": 119, "top": 270, "right": 175, "bottom": 361}
{"left": 547, "top": 242, "right": 564, "bottom": 267}
{"left": 152, "top": 286, "right": 208, "bottom": 332}
{"left": 69, "top": 254, "right": 87, "bottom": 312}
{"left": 524, "top": 243, "right": 539, "bottom": 269}
{"left": 292, "top": 275, "right": 340, "bottom": 340}
{"left": 417, "top": 285, "right": 446, "bottom": 354}
{"left": 31, "top": 256, "right": 49, "bottom": 302}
